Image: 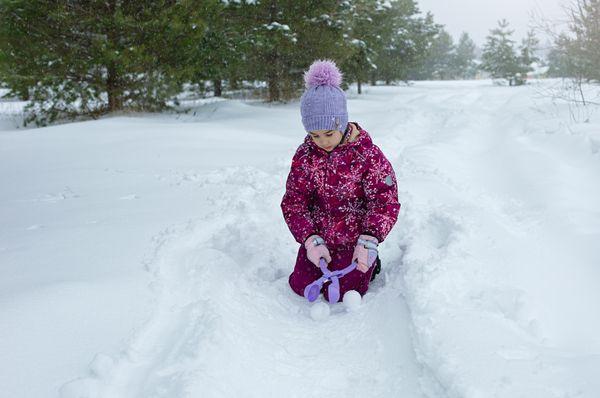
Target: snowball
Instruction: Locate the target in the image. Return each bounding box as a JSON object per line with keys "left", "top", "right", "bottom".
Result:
{"left": 343, "top": 290, "right": 362, "bottom": 311}
{"left": 310, "top": 302, "right": 330, "bottom": 321}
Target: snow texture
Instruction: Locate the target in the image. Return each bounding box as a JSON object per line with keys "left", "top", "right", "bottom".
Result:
{"left": 1, "top": 80, "right": 599, "bottom": 398}
{"left": 310, "top": 301, "right": 331, "bottom": 320}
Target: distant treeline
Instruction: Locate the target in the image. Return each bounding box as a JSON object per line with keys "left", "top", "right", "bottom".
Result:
{"left": 0, "top": 0, "right": 597, "bottom": 125}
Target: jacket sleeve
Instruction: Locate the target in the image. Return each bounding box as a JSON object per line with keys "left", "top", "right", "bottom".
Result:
{"left": 360, "top": 145, "right": 401, "bottom": 243}
{"left": 281, "top": 148, "right": 318, "bottom": 245}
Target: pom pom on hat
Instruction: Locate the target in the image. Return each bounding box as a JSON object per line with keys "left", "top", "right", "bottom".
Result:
{"left": 304, "top": 59, "right": 343, "bottom": 89}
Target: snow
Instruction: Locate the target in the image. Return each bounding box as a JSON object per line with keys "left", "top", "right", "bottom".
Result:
{"left": 0, "top": 88, "right": 27, "bottom": 130}
{"left": 263, "top": 22, "right": 291, "bottom": 31}
{"left": 351, "top": 38, "right": 364, "bottom": 45}
{"left": 1, "top": 80, "right": 599, "bottom": 397}
{"left": 310, "top": 301, "right": 331, "bottom": 320}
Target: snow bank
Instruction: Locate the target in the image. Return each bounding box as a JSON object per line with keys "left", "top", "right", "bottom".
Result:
{"left": 0, "top": 88, "right": 26, "bottom": 130}
{"left": 383, "top": 81, "right": 600, "bottom": 397}
{"left": 2, "top": 81, "right": 599, "bottom": 397}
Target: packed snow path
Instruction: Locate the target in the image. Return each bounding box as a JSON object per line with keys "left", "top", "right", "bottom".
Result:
{"left": 2, "top": 81, "right": 599, "bottom": 398}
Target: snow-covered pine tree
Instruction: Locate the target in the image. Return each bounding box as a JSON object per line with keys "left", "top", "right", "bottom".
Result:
{"left": 340, "top": 0, "right": 381, "bottom": 94}
{"left": 419, "top": 28, "right": 455, "bottom": 80}
{"left": 240, "top": 0, "right": 345, "bottom": 102}
{"left": 0, "top": 1, "right": 47, "bottom": 102}
{"left": 370, "top": 0, "right": 439, "bottom": 84}
{"left": 516, "top": 29, "right": 539, "bottom": 83}
{"left": 547, "top": 34, "right": 573, "bottom": 78}
{"left": 555, "top": 0, "right": 600, "bottom": 83}
{"left": 0, "top": 0, "right": 208, "bottom": 126}
{"left": 288, "top": 2, "right": 347, "bottom": 97}
{"left": 187, "top": 1, "right": 249, "bottom": 98}
{"left": 481, "top": 19, "right": 525, "bottom": 86}
{"left": 451, "top": 32, "right": 477, "bottom": 79}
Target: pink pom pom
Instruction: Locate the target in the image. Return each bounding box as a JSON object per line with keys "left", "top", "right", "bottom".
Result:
{"left": 304, "top": 59, "right": 343, "bottom": 89}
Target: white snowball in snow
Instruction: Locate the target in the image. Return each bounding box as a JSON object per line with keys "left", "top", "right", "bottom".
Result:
{"left": 343, "top": 290, "right": 362, "bottom": 311}
{"left": 310, "top": 302, "right": 330, "bottom": 320}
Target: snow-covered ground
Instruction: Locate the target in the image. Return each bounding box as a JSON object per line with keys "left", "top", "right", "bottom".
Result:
{"left": 1, "top": 81, "right": 599, "bottom": 398}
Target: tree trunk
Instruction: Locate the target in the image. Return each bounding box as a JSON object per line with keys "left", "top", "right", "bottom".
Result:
{"left": 107, "top": 62, "right": 122, "bottom": 112}
{"left": 267, "top": 1, "right": 280, "bottom": 102}
{"left": 106, "top": 0, "right": 122, "bottom": 112}
{"left": 268, "top": 74, "right": 280, "bottom": 102}
{"left": 18, "top": 87, "right": 30, "bottom": 101}
{"left": 213, "top": 79, "right": 222, "bottom": 97}
{"left": 357, "top": 79, "right": 362, "bottom": 94}
{"left": 267, "top": 50, "right": 280, "bottom": 102}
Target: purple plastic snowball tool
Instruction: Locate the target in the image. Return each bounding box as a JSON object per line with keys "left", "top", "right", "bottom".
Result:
{"left": 303, "top": 239, "right": 378, "bottom": 303}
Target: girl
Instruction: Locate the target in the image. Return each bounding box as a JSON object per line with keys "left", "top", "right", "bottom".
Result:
{"left": 281, "top": 60, "right": 401, "bottom": 302}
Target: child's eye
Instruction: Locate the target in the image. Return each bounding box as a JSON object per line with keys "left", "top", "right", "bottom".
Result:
{"left": 326, "top": 133, "right": 333, "bottom": 137}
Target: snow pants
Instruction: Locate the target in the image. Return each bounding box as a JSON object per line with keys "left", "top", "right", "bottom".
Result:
{"left": 288, "top": 244, "right": 378, "bottom": 302}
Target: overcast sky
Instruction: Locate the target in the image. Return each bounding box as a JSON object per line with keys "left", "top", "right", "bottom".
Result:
{"left": 416, "top": 0, "right": 567, "bottom": 47}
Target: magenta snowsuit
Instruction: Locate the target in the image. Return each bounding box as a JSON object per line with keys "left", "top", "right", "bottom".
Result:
{"left": 281, "top": 123, "right": 400, "bottom": 301}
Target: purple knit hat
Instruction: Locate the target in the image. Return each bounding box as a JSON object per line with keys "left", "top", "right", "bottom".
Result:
{"left": 300, "top": 60, "right": 348, "bottom": 133}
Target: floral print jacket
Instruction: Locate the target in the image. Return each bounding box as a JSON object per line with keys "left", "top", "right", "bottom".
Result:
{"left": 281, "top": 123, "right": 400, "bottom": 248}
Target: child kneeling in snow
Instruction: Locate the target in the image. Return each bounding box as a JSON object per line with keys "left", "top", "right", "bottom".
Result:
{"left": 281, "top": 60, "right": 401, "bottom": 302}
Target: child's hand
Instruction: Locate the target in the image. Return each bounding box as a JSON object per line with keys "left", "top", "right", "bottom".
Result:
{"left": 353, "top": 235, "right": 379, "bottom": 273}
{"left": 304, "top": 235, "right": 332, "bottom": 267}
{"left": 356, "top": 262, "right": 370, "bottom": 273}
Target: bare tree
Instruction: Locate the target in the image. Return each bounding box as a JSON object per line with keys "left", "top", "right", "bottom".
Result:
{"left": 532, "top": 0, "right": 600, "bottom": 120}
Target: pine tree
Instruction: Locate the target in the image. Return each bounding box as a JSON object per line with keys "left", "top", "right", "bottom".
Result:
{"left": 371, "top": 0, "right": 438, "bottom": 84}
{"left": 0, "top": 0, "right": 453, "bottom": 118}
{"left": 554, "top": 0, "right": 600, "bottom": 83}
{"left": 188, "top": 1, "right": 248, "bottom": 98}
{"left": 516, "top": 29, "right": 539, "bottom": 82}
{"left": 239, "top": 0, "right": 345, "bottom": 102}
{"left": 547, "top": 34, "right": 573, "bottom": 78}
{"left": 451, "top": 32, "right": 477, "bottom": 79}
{"left": 341, "top": 0, "right": 383, "bottom": 94}
{"left": 420, "top": 28, "right": 455, "bottom": 80}
{"left": 481, "top": 19, "right": 524, "bottom": 86}
{"left": 0, "top": 0, "right": 209, "bottom": 125}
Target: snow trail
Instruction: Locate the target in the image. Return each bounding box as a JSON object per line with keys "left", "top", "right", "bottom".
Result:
{"left": 54, "top": 81, "right": 600, "bottom": 398}
{"left": 380, "top": 83, "right": 600, "bottom": 397}
{"left": 60, "top": 164, "right": 432, "bottom": 397}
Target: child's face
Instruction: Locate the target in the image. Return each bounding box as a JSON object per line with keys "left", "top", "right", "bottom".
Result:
{"left": 309, "top": 129, "right": 342, "bottom": 152}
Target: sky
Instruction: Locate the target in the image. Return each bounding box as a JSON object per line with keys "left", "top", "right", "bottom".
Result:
{"left": 416, "top": 0, "right": 567, "bottom": 47}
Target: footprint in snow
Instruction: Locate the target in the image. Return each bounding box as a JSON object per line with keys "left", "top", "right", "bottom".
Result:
{"left": 39, "top": 187, "right": 80, "bottom": 202}
{"left": 59, "top": 353, "right": 115, "bottom": 398}
{"left": 119, "top": 194, "right": 139, "bottom": 200}
{"left": 423, "top": 213, "right": 460, "bottom": 250}
{"left": 255, "top": 266, "right": 288, "bottom": 283}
